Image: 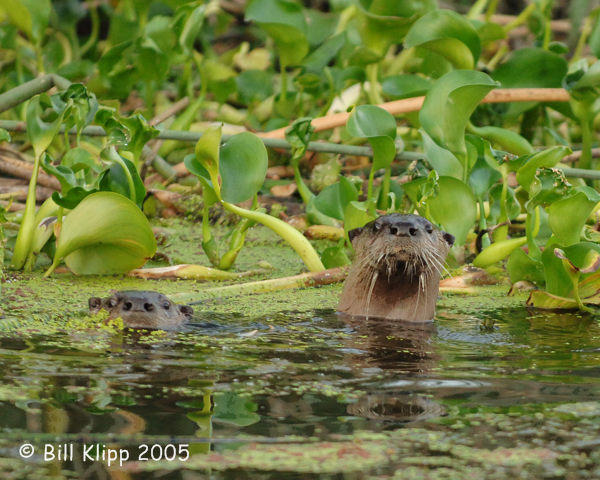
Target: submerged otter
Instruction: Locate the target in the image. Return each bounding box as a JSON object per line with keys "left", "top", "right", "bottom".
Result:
{"left": 338, "top": 214, "right": 454, "bottom": 322}
{"left": 89, "top": 290, "right": 193, "bottom": 330}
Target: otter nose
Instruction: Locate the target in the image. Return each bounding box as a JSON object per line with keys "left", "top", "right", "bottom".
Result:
{"left": 389, "top": 222, "right": 419, "bottom": 237}
{"left": 124, "top": 299, "right": 153, "bottom": 311}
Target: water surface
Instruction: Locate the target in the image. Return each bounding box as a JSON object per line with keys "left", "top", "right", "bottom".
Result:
{"left": 0, "top": 298, "right": 599, "bottom": 478}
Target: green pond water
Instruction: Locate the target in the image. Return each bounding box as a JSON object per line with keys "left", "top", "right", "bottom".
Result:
{"left": 1, "top": 222, "right": 600, "bottom": 479}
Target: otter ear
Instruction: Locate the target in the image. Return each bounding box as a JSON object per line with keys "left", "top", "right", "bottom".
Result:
{"left": 179, "top": 305, "right": 194, "bottom": 318}
{"left": 443, "top": 232, "right": 455, "bottom": 246}
{"left": 89, "top": 297, "right": 102, "bottom": 312}
{"left": 348, "top": 227, "right": 363, "bottom": 242}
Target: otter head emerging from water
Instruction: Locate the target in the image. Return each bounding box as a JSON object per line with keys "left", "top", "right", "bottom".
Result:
{"left": 338, "top": 214, "right": 454, "bottom": 322}
{"left": 89, "top": 290, "right": 193, "bottom": 330}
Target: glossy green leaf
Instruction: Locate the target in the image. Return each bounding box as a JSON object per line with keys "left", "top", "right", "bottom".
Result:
{"left": 245, "top": 0, "right": 308, "bottom": 65}
{"left": 355, "top": 0, "right": 436, "bottom": 55}
{"left": 526, "top": 291, "right": 579, "bottom": 310}
{"left": 468, "top": 125, "right": 533, "bottom": 156}
{"left": 405, "top": 9, "right": 481, "bottom": 69}
{"left": 192, "top": 126, "right": 222, "bottom": 196}
{"left": 347, "top": 105, "right": 397, "bottom": 139}
{"left": 303, "top": 32, "right": 346, "bottom": 72}
{"left": 26, "top": 95, "right": 67, "bottom": 159}
{"left": 507, "top": 248, "right": 545, "bottom": 285}
{"left": 183, "top": 154, "right": 218, "bottom": 207}
{"left": 220, "top": 132, "right": 268, "bottom": 204}
{"left": 419, "top": 70, "right": 498, "bottom": 169}
{"left": 59, "top": 84, "right": 99, "bottom": 140}
{"left": 343, "top": 201, "right": 376, "bottom": 233}
{"left": 41, "top": 154, "right": 77, "bottom": 193}
{"left": 421, "top": 130, "right": 463, "bottom": 178}
{"left": 174, "top": 3, "right": 206, "bottom": 56}
{"left": 381, "top": 74, "right": 431, "bottom": 99}
{"left": 547, "top": 190, "right": 600, "bottom": 246}
{"left": 52, "top": 187, "right": 97, "bottom": 210}
{"left": 62, "top": 147, "right": 103, "bottom": 174}
{"left": 1, "top": 0, "right": 50, "bottom": 41}
{"left": 48, "top": 192, "right": 156, "bottom": 275}
{"left": 30, "top": 197, "right": 59, "bottom": 256}
{"left": 468, "top": 157, "right": 502, "bottom": 199}
{"left": 515, "top": 146, "right": 572, "bottom": 192}
{"left": 236, "top": 70, "right": 273, "bottom": 104}
{"left": 425, "top": 176, "right": 477, "bottom": 246}
{"left": 542, "top": 242, "right": 575, "bottom": 298}
{"left": 347, "top": 105, "right": 397, "bottom": 171}
{"left": 556, "top": 243, "right": 600, "bottom": 274}
{"left": 119, "top": 114, "right": 159, "bottom": 162}
{"left": 313, "top": 177, "right": 358, "bottom": 221}
{"left": 492, "top": 48, "right": 568, "bottom": 89}
{"left": 321, "top": 245, "right": 351, "bottom": 269}
{"left": 99, "top": 154, "right": 146, "bottom": 208}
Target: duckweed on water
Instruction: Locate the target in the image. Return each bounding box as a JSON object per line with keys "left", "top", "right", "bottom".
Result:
{"left": 1, "top": 220, "right": 600, "bottom": 478}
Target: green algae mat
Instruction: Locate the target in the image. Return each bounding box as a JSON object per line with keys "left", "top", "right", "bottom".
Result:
{"left": 1, "top": 221, "right": 600, "bottom": 479}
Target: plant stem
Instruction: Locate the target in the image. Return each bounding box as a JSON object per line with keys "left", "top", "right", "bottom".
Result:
{"left": 572, "top": 16, "right": 593, "bottom": 63}
{"left": 279, "top": 62, "right": 288, "bottom": 107}
{"left": 366, "top": 63, "right": 383, "bottom": 105}
{"left": 176, "top": 267, "right": 348, "bottom": 304}
{"left": 291, "top": 157, "right": 314, "bottom": 205}
{"left": 486, "top": 42, "right": 508, "bottom": 70}
{"left": 579, "top": 118, "right": 593, "bottom": 171}
{"left": 478, "top": 197, "right": 490, "bottom": 249}
{"left": 10, "top": 152, "right": 42, "bottom": 270}
{"left": 0, "top": 119, "right": 424, "bottom": 162}
{"left": 0, "top": 74, "right": 71, "bottom": 114}
{"left": 80, "top": 3, "right": 100, "bottom": 57}
{"left": 467, "top": 0, "right": 489, "bottom": 19}
{"left": 201, "top": 203, "right": 220, "bottom": 267}
{"left": 378, "top": 167, "right": 391, "bottom": 210}
{"left": 503, "top": 3, "right": 536, "bottom": 34}
{"left": 485, "top": 0, "right": 499, "bottom": 21}
{"left": 107, "top": 147, "right": 136, "bottom": 202}
{"left": 222, "top": 201, "right": 325, "bottom": 272}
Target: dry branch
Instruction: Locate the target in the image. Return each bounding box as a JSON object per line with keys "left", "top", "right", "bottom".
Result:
{"left": 258, "top": 88, "right": 571, "bottom": 140}
{"left": 0, "top": 150, "right": 61, "bottom": 190}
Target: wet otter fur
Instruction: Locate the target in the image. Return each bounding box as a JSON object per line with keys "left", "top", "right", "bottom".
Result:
{"left": 89, "top": 290, "right": 193, "bottom": 330}
{"left": 338, "top": 214, "right": 454, "bottom": 322}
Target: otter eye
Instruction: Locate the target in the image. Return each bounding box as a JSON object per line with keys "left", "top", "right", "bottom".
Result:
{"left": 425, "top": 225, "right": 433, "bottom": 234}
{"left": 123, "top": 301, "right": 132, "bottom": 311}
{"left": 163, "top": 302, "right": 170, "bottom": 310}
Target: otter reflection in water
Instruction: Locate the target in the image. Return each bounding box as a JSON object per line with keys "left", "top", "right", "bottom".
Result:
{"left": 341, "top": 315, "right": 445, "bottom": 423}
{"left": 339, "top": 213, "right": 454, "bottom": 322}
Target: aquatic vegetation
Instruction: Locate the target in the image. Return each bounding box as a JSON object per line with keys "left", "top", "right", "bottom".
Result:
{"left": 1, "top": 0, "right": 600, "bottom": 474}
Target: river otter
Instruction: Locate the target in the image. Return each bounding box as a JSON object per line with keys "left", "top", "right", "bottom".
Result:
{"left": 338, "top": 214, "right": 454, "bottom": 322}
{"left": 88, "top": 290, "right": 193, "bottom": 330}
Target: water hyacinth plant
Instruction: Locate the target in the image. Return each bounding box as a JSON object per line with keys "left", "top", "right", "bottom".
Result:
{"left": 0, "top": 0, "right": 598, "bottom": 311}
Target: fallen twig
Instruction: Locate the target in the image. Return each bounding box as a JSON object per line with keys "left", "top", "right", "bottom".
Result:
{"left": 129, "top": 264, "right": 267, "bottom": 281}
{"left": 563, "top": 148, "right": 600, "bottom": 164}
{"left": 258, "top": 88, "right": 571, "bottom": 139}
{"left": 0, "top": 177, "right": 54, "bottom": 202}
{"left": 0, "top": 150, "right": 61, "bottom": 190}
{"left": 149, "top": 97, "right": 190, "bottom": 127}
{"left": 175, "top": 267, "right": 350, "bottom": 304}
